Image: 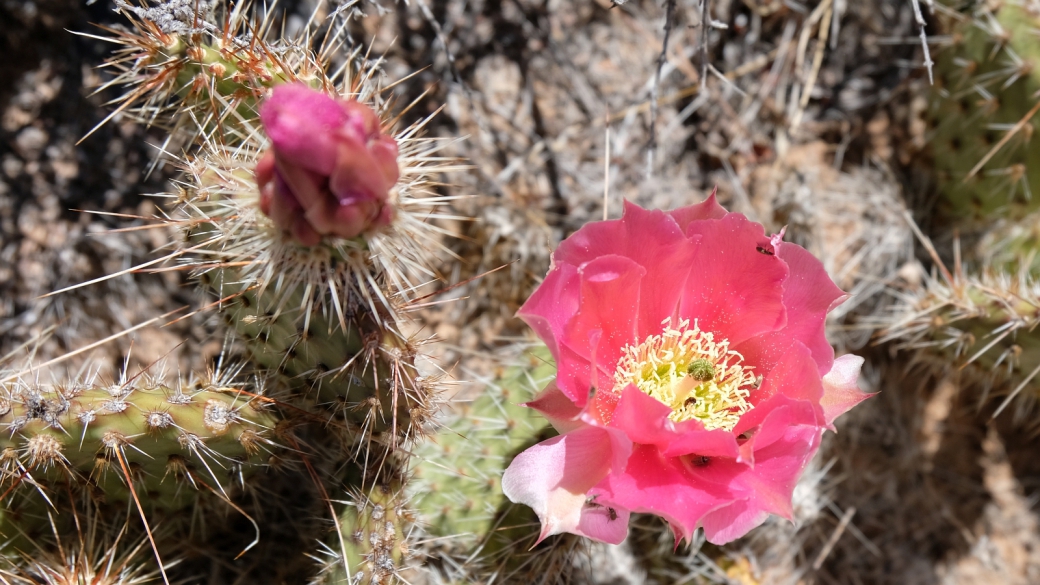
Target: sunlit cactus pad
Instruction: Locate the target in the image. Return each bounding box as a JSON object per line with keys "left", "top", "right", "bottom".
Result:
{"left": 0, "top": 376, "right": 277, "bottom": 506}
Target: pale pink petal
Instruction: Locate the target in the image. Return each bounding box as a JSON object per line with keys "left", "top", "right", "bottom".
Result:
{"left": 590, "top": 444, "right": 733, "bottom": 543}
{"left": 820, "top": 354, "right": 871, "bottom": 428}
{"left": 700, "top": 499, "right": 770, "bottom": 545}
{"left": 667, "top": 187, "right": 728, "bottom": 231}
{"left": 679, "top": 214, "right": 788, "bottom": 346}
{"left": 502, "top": 427, "right": 631, "bottom": 544}
{"left": 524, "top": 381, "right": 584, "bottom": 434}
{"left": 577, "top": 504, "right": 631, "bottom": 545}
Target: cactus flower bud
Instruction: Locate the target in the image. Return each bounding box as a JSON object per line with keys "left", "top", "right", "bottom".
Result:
{"left": 256, "top": 84, "right": 400, "bottom": 246}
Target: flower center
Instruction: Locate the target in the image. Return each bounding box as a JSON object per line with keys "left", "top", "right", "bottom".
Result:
{"left": 613, "top": 318, "right": 756, "bottom": 431}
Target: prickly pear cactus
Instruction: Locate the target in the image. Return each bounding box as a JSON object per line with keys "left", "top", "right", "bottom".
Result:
{"left": 183, "top": 139, "right": 447, "bottom": 441}
{"left": 76, "top": 1, "right": 462, "bottom": 582}
{"left": 103, "top": 0, "right": 325, "bottom": 138}
{"left": 975, "top": 210, "right": 1040, "bottom": 275}
{"left": 930, "top": 1, "right": 1040, "bottom": 223}
{"left": 412, "top": 346, "right": 612, "bottom": 582}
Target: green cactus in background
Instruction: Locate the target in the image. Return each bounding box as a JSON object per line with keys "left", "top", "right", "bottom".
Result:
{"left": 414, "top": 347, "right": 555, "bottom": 549}
{"left": 873, "top": 266, "right": 1040, "bottom": 418}
{"left": 930, "top": 1, "right": 1040, "bottom": 224}
{"left": 975, "top": 210, "right": 1040, "bottom": 275}
{"left": 151, "top": 17, "right": 456, "bottom": 449}
{"left": 98, "top": 0, "right": 326, "bottom": 141}
{"left": 0, "top": 508, "right": 169, "bottom": 585}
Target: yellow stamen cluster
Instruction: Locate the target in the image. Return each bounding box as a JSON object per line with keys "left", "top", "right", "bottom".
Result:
{"left": 613, "top": 319, "right": 756, "bottom": 431}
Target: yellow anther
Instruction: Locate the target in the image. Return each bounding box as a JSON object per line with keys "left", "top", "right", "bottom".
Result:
{"left": 613, "top": 319, "right": 756, "bottom": 431}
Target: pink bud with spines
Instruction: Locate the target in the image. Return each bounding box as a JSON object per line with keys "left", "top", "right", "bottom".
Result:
{"left": 256, "top": 84, "right": 399, "bottom": 246}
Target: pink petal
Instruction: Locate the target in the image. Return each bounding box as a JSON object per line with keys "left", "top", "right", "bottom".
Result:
{"left": 502, "top": 427, "right": 631, "bottom": 544}
{"left": 553, "top": 203, "right": 696, "bottom": 341}
{"left": 565, "top": 255, "right": 644, "bottom": 374}
{"left": 274, "top": 156, "right": 328, "bottom": 213}
{"left": 700, "top": 499, "right": 770, "bottom": 545}
{"left": 524, "top": 381, "right": 584, "bottom": 434}
{"left": 368, "top": 137, "right": 401, "bottom": 184}
{"left": 773, "top": 241, "right": 847, "bottom": 375}
{"left": 679, "top": 214, "right": 788, "bottom": 346}
{"left": 328, "top": 147, "right": 393, "bottom": 206}
{"left": 609, "top": 385, "right": 739, "bottom": 459}
{"left": 554, "top": 342, "right": 596, "bottom": 407}
{"left": 554, "top": 201, "right": 686, "bottom": 271}
{"left": 260, "top": 84, "right": 346, "bottom": 175}
{"left": 735, "top": 338, "right": 824, "bottom": 408}
{"left": 518, "top": 263, "right": 581, "bottom": 363}
{"left": 734, "top": 398, "right": 819, "bottom": 465}
{"left": 667, "top": 187, "right": 728, "bottom": 231}
{"left": 724, "top": 423, "right": 823, "bottom": 522}
{"left": 590, "top": 444, "right": 733, "bottom": 543}
{"left": 290, "top": 215, "right": 322, "bottom": 247}
{"left": 820, "top": 354, "right": 871, "bottom": 428}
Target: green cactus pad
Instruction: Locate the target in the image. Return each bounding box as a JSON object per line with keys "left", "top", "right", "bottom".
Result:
{"left": 312, "top": 480, "right": 416, "bottom": 585}
{"left": 875, "top": 269, "right": 1040, "bottom": 416}
{"left": 930, "top": 2, "right": 1040, "bottom": 223}
{"left": 412, "top": 346, "right": 560, "bottom": 568}
{"left": 0, "top": 377, "right": 277, "bottom": 507}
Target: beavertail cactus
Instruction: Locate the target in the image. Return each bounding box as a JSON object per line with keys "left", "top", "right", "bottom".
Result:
{"left": 413, "top": 347, "right": 558, "bottom": 571}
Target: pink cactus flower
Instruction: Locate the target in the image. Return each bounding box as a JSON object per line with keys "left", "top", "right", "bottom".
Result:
{"left": 255, "top": 84, "right": 399, "bottom": 246}
{"left": 502, "top": 192, "right": 872, "bottom": 546}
